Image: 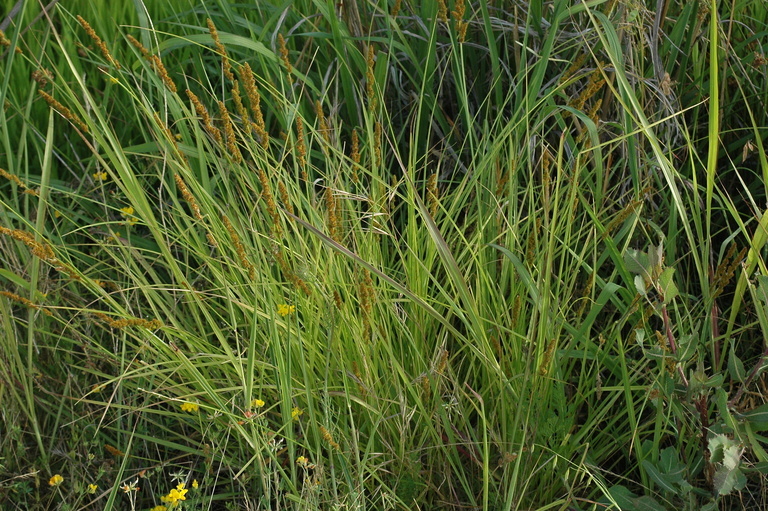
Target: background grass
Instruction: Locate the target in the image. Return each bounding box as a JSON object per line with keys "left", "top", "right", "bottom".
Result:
{"left": 1, "top": 0, "right": 768, "bottom": 510}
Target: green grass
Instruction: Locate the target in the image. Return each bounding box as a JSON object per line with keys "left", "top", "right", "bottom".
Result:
{"left": 1, "top": 0, "right": 768, "bottom": 509}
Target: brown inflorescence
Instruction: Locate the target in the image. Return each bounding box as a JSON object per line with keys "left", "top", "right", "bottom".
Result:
{"left": 76, "top": 15, "right": 121, "bottom": 70}
{"left": 601, "top": 199, "right": 641, "bottom": 240}
{"left": 538, "top": 339, "right": 556, "bottom": 376}
{"left": 560, "top": 53, "right": 588, "bottom": 86}
{"left": 350, "top": 129, "right": 360, "bottom": 183}
{"left": 95, "top": 312, "right": 162, "bottom": 330}
{"left": 569, "top": 66, "right": 605, "bottom": 113}
{"left": 426, "top": 172, "right": 439, "bottom": 217}
{"left": 186, "top": 89, "right": 223, "bottom": 147}
{"left": 222, "top": 214, "right": 255, "bottom": 279}
{"left": 437, "top": 0, "right": 449, "bottom": 23}
{"left": 277, "top": 34, "right": 293, "bottom": 85}
{"left": 126, "top": 34, "right": 149, "bottom": 57}
{"left": 319, "top": 425, "right": 340, "bottom": 451}
{"left": 365, "top": 45, "right": 377, "bottom": 111}
{"left": 0, "top": 290, "right": 52, "bottom": 316}
{"left": 0, "top": 168, "right": 38, "bottom": 196}
{"left": 240, "top": 63, "right": 269, "bottom": 148}
{"left": 207, "top": 18, "right": 234, "bottom": 83}
{"left": 451, "top": 0, "right": 468, "bottom": 42}
{"left": 358, "top": 269, "right": 374, "bottom": 339}
{"left": 711, "top": 244, "right": 747, "bottom": 301}
{"left": 257, "top": 168, "right": 283, "bottom": 238}
{"left": 325, "top": 185, "right": 342, "bottom": 243}
{"left": 273, "top": 247, "right": 311, "bottom": 295}
{"left": 38, "top": 90, "right": 89, "bottom": 133}
{"left": 173, "top": 173, "right": 204, "bottom": 222}
{"left": 31, "top": 68, "right": 54, "bottom": 87}
{"left": 277, "top": 181, "right": 295, "bottom": 217}
{"left": 231, "top": 81, "right": 251, "bottom": 136}
{"left": 0, "top": 226, "right": 55, "bottom": 261}
{"left": 126, "top": 35, "right": 176, "bottom": 93}
{"left": 295, "top": 117, "right": 307, "bottom": 176}
{"left": 374, "top": 121, "right": 382, "bottom": 168}
{"left": 315, "top": 100, "right": 331, "bottom": 147}
{"left": 218, "top": 101, "right": 243, "bottom": 164}
{"left": 390, "top": 0, "right": 402, "bottom": 17}
{"left": 0, "top": 226, "right": 81, "bottom": 280}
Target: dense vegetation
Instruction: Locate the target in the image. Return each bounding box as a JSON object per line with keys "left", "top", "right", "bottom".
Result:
{"left": 1, "top": 0, "right": 768, "bottom": 509}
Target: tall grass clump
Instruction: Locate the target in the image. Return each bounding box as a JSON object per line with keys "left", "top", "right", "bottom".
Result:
{"left": 1, "top": 0, "right": 768, "bottom": 510}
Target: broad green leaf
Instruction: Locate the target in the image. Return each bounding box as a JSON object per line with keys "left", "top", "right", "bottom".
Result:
{"left": 658, "top": 267, "right": 678, "bottom": 303}
{"left": 641, "top": 460, "right": 680, "bottom": 495}
{"left": 634, "top": 274, "right": 647, "bottom": 296}
{"left": 739, "top": 403, "right": 768, "bottom": 431}
{"left": 728, "top": 344, "right": 746, "bottom": 383}
{"left": 708, "top": 434, "right": 746, "bottom": 495}
{"left": 713, "top": 464, "right": 746, "bottom": 495}
{"left": 623, "top": 248, "right": 650, "bottom": 276}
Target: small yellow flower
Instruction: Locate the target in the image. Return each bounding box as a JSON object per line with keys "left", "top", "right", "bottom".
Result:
{"left": 296, "top": 456, "right": 308, "bottom": 467}
{"left": 49, "top": 474, "right": 64, "bottom": 486}
{"left": 251, "top": 398, "right": 265, "bottom": 408}
{"left": 119, "top": 206, "right": 138, "bottom": 226}
{"left": 92, "top": 171, "right": 108, "bottom": 181}
{"left": 192, "top": 479, "right": 199, "bottom": 489}
{"left": 151, "top": 506, "right": 167, "bottom": 511}
{"left": 161, "top": 483, "right": 188, "bottom": 505}
{"left": 277, "top": 303, "right": 296, "bottom": 316}
{"left": 181, "top": 402, "right": 199, "bottom": 413}
{"left": 109, "top": 76, "right": 119, "bottom": 84}
{"left": 87, "top": 483, "right": 98, "bottom": 494}
{"left": 53, "top": 210, "right": 62, "bottom": 218}
{"left": 291, "top": 406, "right": 303, "bottom": 420}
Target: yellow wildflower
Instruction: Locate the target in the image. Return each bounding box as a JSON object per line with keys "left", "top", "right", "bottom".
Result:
{"left": 49, "top": 474, "right": 64, "bottom": 486}
{"left": 161, "top": 483, "right": 188, "bottom": 505}
{"left": 277, "top": 304, "right": 296, "bottom": 316}
{"left": 92, "top": 171, "right": 108, "bottom": 181}
{"left": 181, "top": 402, "right": 199, "bottom": 413}
{"left": 192, "top": 479, "right": 199, "bottom": 489}
{"left": 251, "top": 398, "right": 265, "bottom": 408}
{"left": 291, "top": 406, "right": 303, "bottom": 420}
{"left": 296, "top": 456, "right": 308, "bottom": 466}
{"left": 87, "top": 483, "right": 98, "bottom": 494}
{"left": 151, "top": 506, "right": 167, "bottom": 511}
{"left": 120, "top": 206, "right": 138, "bottom": 226}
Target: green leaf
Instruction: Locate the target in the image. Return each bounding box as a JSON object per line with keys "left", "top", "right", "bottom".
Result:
{"left": 713, "top": 464, "right": 746, "bottom": 495}
{"left": 642, "top": 459, "right": 680, "bottom": 495}
{"left": 606, "top": 485, "right": 670, "bottom": 511}
{"left": 728, "top": 344, "right": 746, "bottom": 383}
{"left": 708, "top": 434, "right": 746, "bottom": 495}
{"left": 624, "top": 248, "right": 650, "bottom": 276}
{"left": 739, "top": 403, "right": 768, "bottom": 431}
{"left": 634, "top": 274, "right": 647, "bottom": 296}
{"left": 648, "top": 242, "right": 664, "bottom": 279}
{"left": 742, "top": 461, "right": 768, "bottom": 474}
{"left": 658, "top": 267, "right": 678, "bottom": 303}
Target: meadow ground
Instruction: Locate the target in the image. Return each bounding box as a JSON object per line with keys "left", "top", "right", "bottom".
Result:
{"left": 1, "top": 1, "right": 768, "bottom": 510}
